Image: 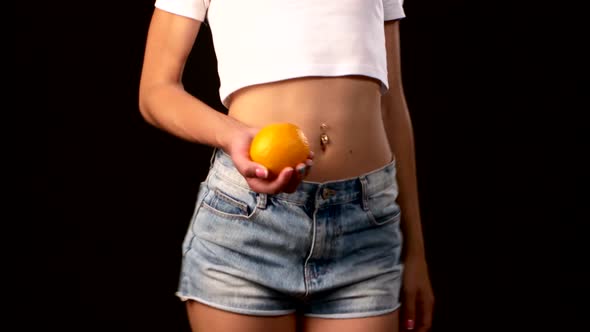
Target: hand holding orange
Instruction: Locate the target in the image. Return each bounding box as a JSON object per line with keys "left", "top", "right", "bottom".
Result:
{"left": 249, "top": 123, "right": 311, "bottom": 176}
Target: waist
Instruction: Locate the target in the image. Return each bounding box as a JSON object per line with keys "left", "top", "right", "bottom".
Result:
{"left": 210, "top": 148, "right": 397, "bottom": 206}
{"left": 227, "top": 76, "right": 393, "bottom": 181}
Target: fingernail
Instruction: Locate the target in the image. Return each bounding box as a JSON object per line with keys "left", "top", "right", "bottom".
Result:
{"left": 309, "top": 151, "right": 315, "bottom": 158}
{"left": 255, "top": 168, "right": 268, "bottom": 179}
{"left": 405, "top": 319, "right": 415, "bottom": 330}
{"left": 306, "top": 159, "right": 313, "bottom": 167}
{"left": 297, "top": 165, "right": 307, "bottom": 175}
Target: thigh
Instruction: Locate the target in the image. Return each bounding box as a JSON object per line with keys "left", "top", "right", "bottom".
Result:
{"left": 301, "top": 310, "right": 399, "bottom": 332}
{"left": 186, "top": 301, "right": 297, "bottom": 332}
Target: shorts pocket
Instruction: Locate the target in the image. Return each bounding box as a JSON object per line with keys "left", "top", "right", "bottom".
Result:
{"left": 202, "top": 187, "right": 258, "bottom": 220}
{"left": 366, "top": 184, "right": 401, "bottom": 226}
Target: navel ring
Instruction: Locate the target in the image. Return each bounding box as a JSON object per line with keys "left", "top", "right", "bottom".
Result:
{"left": 320, "top": 123, "right": 330, "bottom": 151}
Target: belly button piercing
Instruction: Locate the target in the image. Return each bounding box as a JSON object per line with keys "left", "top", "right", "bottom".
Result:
{"left": 320, "top": 123, "right": 330, "bottom": 151}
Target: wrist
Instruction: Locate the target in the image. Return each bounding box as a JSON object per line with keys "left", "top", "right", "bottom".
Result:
{"left": 402, "top": 238, "right": 426, "bottom": 261}
{"left": 403, "top": 248, "right": 426, "bottom": 261}
{"left": 215, "top": 115, "right": 250, "bottom": 152}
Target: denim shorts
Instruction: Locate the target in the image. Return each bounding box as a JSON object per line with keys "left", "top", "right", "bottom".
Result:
{"left": 176, "top": 149, "right": 404, "bottom": 318}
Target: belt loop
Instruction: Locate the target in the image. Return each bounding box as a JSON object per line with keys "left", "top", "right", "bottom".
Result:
{"left": 359, "top": 175, "right": 369, "bottom": 211}
{"left": 203, "top": 148, "right": 218, "bottom": 186}
{"left": 209, "top": 147, "right": 218, "bottom": 170}
{"left": 257, "top": 193, "right": 268, "bottom": 209}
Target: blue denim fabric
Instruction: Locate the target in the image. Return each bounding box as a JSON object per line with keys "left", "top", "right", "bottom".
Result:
{"left": 176, "top": 149, "right": 404, "bottom": 318}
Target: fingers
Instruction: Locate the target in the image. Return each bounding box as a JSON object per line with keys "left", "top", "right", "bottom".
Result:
{"left": 305, "top": 159, "right": 314, "bottom": 176}
{"left": 242, "top": 165, "right": 269, "bottom": 179}
{"left": 295, "top": 158, "right": 314, "bottom": 180}
{"left": 402, "top": 290, "right": 434, "bottom": 332}
{"left": 401, "top": 290, "right": 417, "bottom": 331}
{"left": 247, "top": 160, "right": 313, "bottom": 194}
{"left": 296, "top": 160, "right": 312, "bottom": 179}
{"left": 283, "top": 159, "right": 313, "bottom": 193}
{"left": 233, "top": 145, "right": 314, "bottom": 194}
{"left": 247, "top": 167, "right": 295, "bottom": 194}
{"left": 245, "top": 155, "right": 313, "bottom": 194}
{"left": 283, "top": 165, "right": 304, "bottom": 193}
{"left": 416, "top": 292, "right": 435, "bottom": 332}
{"left": 232, "top": 151, "right": 269, "bottom": 179}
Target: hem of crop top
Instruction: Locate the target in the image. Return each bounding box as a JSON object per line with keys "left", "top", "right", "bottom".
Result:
{"left": 219, "top": 63, "right": 389, "bottom": 109}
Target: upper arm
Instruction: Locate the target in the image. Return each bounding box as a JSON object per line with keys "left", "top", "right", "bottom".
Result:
{"left": 384, "top": 20, "right": 403, "bottom": 95}
{"left": 139, "top": 8, "right": 203, "bottom": 95}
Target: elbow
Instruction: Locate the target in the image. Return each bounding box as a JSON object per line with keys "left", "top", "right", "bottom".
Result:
{"left": 138, "top": 89, "right": 157, "bottom": 126}
{"left": 138, "top": 100, "right": 153, "bottom": 125}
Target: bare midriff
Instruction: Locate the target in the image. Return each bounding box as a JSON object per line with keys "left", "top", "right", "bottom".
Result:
{"left": 227, "top": 75, "right": 393, "bottom": 182}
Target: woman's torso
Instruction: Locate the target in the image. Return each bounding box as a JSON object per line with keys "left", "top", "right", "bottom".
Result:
{"left": 227, "top": 75, "right": 393, "bottom": 182}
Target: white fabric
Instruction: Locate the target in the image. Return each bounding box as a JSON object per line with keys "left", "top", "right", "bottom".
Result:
{"left": 154, "top": 0, "right": 405, "bottom": 108}
{"left": 155, "top": 0, "right": 210, "bottom": 21}
{"left": 383, "top": 0, "right": 406, "bottom": 21}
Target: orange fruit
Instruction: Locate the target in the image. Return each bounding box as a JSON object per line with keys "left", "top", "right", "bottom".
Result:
{"left": 249, "top": 123, "right": 310, "bottom": 175}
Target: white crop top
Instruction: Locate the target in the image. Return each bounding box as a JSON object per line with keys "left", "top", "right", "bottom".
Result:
{"left": 154, "top": 0, "right": 406, "bottom": 108}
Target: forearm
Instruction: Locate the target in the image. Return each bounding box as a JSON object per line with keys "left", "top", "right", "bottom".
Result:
{"left": 139, "top": 83, "right": 245, "bottom": 150}
{"left": 382, "top": 93, "right": 426, "bottom": 259}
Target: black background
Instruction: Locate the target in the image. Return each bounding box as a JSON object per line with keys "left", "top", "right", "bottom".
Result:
{"left": 21, "top": 0, "right": 586, "bottom": 331}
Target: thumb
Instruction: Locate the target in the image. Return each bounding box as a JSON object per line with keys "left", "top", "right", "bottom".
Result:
{"left": 246, "top": 126, "right": 260, "bottom": 137}
{"left": 401, "top": 290, "right": 417, "bottom": 331}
